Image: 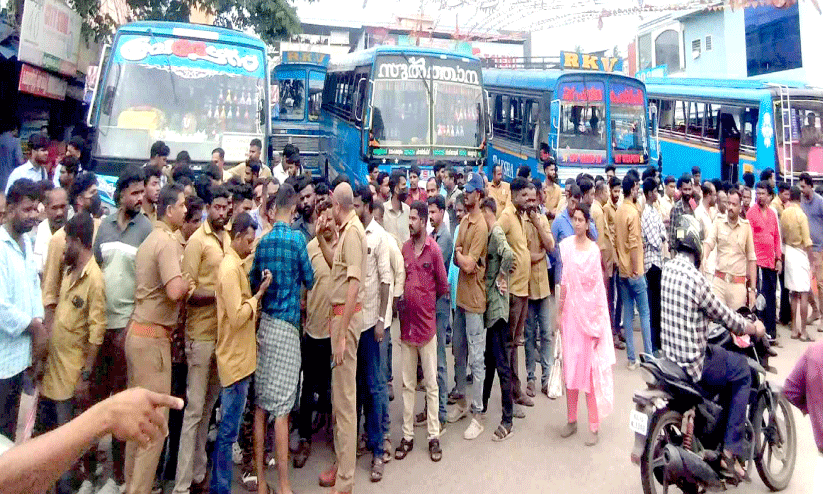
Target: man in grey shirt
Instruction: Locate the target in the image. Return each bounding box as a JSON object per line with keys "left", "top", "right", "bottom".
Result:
{"left": 90, "top": 165, "right": 153, "bottom": 490}
{"left": 800, "top": 172, "right": 823, "bottom": 325}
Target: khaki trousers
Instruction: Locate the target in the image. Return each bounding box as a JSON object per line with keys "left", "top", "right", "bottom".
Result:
{"left": 712, "top": 276, "right": 747, "bottom": 311}
{"left": 331, "top": 310, "right": 362, "bottom": 493}
{"left": 811, "top": 252, "right": 823, "bottom": 317}
{"left": 173, "top": 339, "right": 221, "bottom": 493}
{"left": 124, "top": 332, "right": 171, "bottom": 494}
{"left": 401, "top": 337, "right": 439, "bottom": 441}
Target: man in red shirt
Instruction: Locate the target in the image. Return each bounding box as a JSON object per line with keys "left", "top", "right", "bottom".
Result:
{"left": 404, "top": 165, "right": 426, "bottom": 205}
{"left": 748, "top": 181, "right": 782, "bottom": 341}
{"left": 395, "top": 201, "right": 449, "bottom": 463}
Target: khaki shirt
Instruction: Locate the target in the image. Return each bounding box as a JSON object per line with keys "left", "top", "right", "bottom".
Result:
{"left": 225, "top": 162, "right": 273, "bottom": 183}
{"left": 330, "top": 210, "right": 366, "bottom": 307}
{"left": 603, "top": 200, "right": 618, "bottom": 247}
{"left": 306, "top": 237, "right": 332, "bottom": 339}
{"left": 771, "top": 196, "right": 786, "bottom": 217}
{"left": 543, "top": 183, "right": 562, "bottom": 222}
{"left": 486, "top": 181, "right": 511, "bottom": 218}
{"left": 591, "top": 200, "right": 614, "bottom": 270}
{"left": 704, "top": 216, "right": 757, "bottom": 277}
{"left": 497, "top": 204, "right": 530, "bottom": 297}
{"left": 525, "top": 213, "right": 553, "bottom": 300}
{"left": 42, "top": 219, "right": 101, "bottom": 308}
{"left": 780, "top": 204, "right": 812, "bottom": 250}
{"left": 215, "top": 247, "right": 257, "bottom": 387}
{"left": 133, "top": 221, "right": 185, "bottom": 328}
{"left": 41, "top": 258, "right": 107, "bottom": 401}
{"left": 183, "top": 221, "right": 229, "bottom": 341}
{"left": 143, "top": 204, "right": 157, "bottom": 223}
{"left": 614, "top": 200, "right": 643, "bottom": 278}
{"left": 455, "top": 207, "right": 489, "bottom": 313}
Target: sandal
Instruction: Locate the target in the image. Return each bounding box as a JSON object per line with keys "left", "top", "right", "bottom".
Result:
{"left": 491, "top": 423, "right": 514, "bottom": 442}
{"left": 800, "top": 335, "right": 816, "bottom": 342}
{"left": 370, "top": 457, "right": 384, "bottom": 482}
{"left": 394, "top": 437, "right": 414, "bottom": 460}
{"left": 790, "top": 334, "right": 801, "bottom": 340}
{"left": 720, "top": 452, "right": 749, "bottom": 483}
{"left": 428, "top": 438, "right": 442, "bottom": 462}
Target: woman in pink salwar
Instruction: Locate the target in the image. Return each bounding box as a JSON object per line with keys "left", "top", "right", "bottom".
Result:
{"left": 556, "top": 204, "right": 616, "bottom": 445}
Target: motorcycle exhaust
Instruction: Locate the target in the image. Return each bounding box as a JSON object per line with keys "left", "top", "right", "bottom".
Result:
{"left": 662, "top": 444, "right": 723, "bottom": 490}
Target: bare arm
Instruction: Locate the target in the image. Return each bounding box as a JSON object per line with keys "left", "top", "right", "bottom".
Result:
{"left": 0, "top": 389, "right": 183, "bottom": 494}
{"left": 165, "top": 276, "right": 189, "bottom": 301}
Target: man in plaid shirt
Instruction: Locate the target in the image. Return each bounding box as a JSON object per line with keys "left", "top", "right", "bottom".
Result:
{"left": 661, "top": 214, "right": 764, "bottom": 476}
{"left": 641, "top": 178, "right": 667, "bottom": 351}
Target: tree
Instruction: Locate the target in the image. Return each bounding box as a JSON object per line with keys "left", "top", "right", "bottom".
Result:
{"left": 67, "top": 0, "right": 301, "bottom": 44}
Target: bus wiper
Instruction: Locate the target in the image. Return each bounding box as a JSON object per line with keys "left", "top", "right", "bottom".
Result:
{"left": 401, "top": 53, "right": 431, "bottom": 98}
{"left": 147, "top": 28, "right": 179, "bottom": 106}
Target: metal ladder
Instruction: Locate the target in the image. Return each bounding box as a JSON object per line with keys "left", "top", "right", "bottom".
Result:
{"left": 774, "top": 84, "right": 795, "bottom": 184}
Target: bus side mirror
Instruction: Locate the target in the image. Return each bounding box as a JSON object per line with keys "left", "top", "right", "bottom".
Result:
{"left": 102, "top": 87, "right": 116, "bottom": 116}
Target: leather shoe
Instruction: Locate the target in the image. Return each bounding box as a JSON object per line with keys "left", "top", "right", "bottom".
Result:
{"left": 515, "top": 394, "right": 534, "bottom": 407}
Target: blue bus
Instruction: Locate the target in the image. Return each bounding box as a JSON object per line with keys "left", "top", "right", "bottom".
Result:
{"left": 644, "top": 77, "right": 823, "bottom": 183}
{"left": 86, "top": 21, "right": 271, "bottom": 204}
{"left": 483, "top": 66, "right": 653, "bottom": 183}
{"left": 271, "top": 51, "right": 329, "bottom": 176}
{"left": 319, "top": 46, "right": 486, "bottom": 183}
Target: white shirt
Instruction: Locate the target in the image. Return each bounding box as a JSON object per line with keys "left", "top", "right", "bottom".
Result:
{"left": 363, "top": 219, "right": 394, "bottom": 330}
{"left": 5, "top": 160, "right": 47, "bottom": 193}
{"left": 32, "top": 220, "right": 55, "bottom": 273}
{"left": 272, "top": 163, "right": 290, "bottom": 185}
{"left": 695, "top": 203, "right": 716, "bottom": 275}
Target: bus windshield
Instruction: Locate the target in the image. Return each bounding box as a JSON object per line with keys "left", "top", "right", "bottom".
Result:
{"left": 96, "top": 33, "right": 267, "bottom": 163}
{"left": 557, "top": 81, "right": 606, "bottom": 151}
{"left": 370, "top": 54, "right": 483, "bottom": 150}
{"left": 274, "top": 70, "right": 305, "bottom": 121}
{"left": 777, "top": 99, "right": 823, "bottom": 175}
{"left": 610, "top": 83, "right": 648, "bottom": 160}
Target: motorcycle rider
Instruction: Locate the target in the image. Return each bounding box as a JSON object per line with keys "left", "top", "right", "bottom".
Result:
{"left": 660, "top": 214, "right": 765, "bottom": 480}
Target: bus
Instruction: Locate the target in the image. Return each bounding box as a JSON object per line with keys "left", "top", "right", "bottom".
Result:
{"left": 483, "top": 63, "right": 653, "bottom": 183}
{"left": 271, "top": 51, "right": 329, "bottom": 176}
{"left": 319, "top": 46, "right": 486, "bottom": 183}
{"left": 86, "top": 21, "right": 270, "bottom": 205}
{"left": 644, "top": 77, "right": 823, "bottom": 183}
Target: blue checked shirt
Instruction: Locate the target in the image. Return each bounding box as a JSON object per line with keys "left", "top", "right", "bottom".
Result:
{"left": 250, "top": 222, "right": 315, "bottom": 328}
{"left": 641, "top": 202, "right": 667, "bottom": 272}
{"left": 0, "top": 224, "right": 44, "bottom": 378}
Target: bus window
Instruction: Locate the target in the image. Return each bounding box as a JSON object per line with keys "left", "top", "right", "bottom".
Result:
{"left": 432, "top": 82, "right": 483, "bottom": 147}
{"left": 687, "top": 101, "right": 703, "bottom": 138}
{"left": 610, "top": 83, "right": 648, "bottom": 156}
{"left": 371, "top": 79, "right": 430, "bottom": 145}
{"left": 557, "top": 81, "right": 605, "bottom": 151}
{"left": 740, "top": 108, "right": 758, "bottom": 153}
{"left": 782, "top": 101, "right": 823, "bottom": 174}
{"left": 704, "top": 104, "right": 718, "bottom": 141}
{"left": 278, "top": 77, "right": 305, "bottom": 120}
{"left": 309, "top": 71, "right": 324, "bottom": 122}
{"left": 526, "top": 99, "right": 540, "bottom": 149}
{"left": 658, "top": 99, "right": 675, "bottom": 133}
{"left": 674, "top": 100, "right": 687, "bottom": 135}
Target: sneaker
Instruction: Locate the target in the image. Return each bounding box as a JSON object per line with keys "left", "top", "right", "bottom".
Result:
{"left": 232, "top": 441, "right": 243, "bottom": 465}
{"left": 627, "top": 361, "right": 640, "bottom": 371}
{"left": 463, "top": 416, "right": 485, "bottom": 440}
{"left": 447, "top": 402, "right": 468, "bottom": 423}
{"left": 585, "top": 430, "right": 599, "bottom": 446}
{"left": 96, "top": 479, "right": 123, "bottom": 494}
{"left": 76, "top": 480, "right": 95, "bottom": 494}
{"left": 526, "top": 380, "right": 536, "bottom": 398}
{"left": 560, "top": 422, "right": 578, "bottom": 438}
{"left": 512, "top": 404, "right": 526, "bottom": 419}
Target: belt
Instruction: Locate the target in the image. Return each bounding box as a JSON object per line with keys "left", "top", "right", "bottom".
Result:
{"left": 332, "top": 303, "right": 362, "bottom": 316}
{"left": 129, "top": 322, "right": 170, "bottom": 339}
{"left": 715, "top": 271, "right": 747, "bottom": 284}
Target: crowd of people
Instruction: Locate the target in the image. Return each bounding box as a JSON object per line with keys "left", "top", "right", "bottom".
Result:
{"left": 0, "top": 129, "right": 821, "bottom": 494}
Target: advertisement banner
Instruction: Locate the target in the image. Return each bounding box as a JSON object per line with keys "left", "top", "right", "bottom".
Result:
{"left": 18, "top": 63, "right": 67, "bottom": 100}
{"left": 18, "top": 0, "right": 82, "bottom": 76}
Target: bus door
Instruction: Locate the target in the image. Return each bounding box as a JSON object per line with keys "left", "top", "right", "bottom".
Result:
{"left": 549, "top": 98, "right": 560, "bottom": 153}
{"left": 648, "top": 102, "right": 659, "bottom": 170}
{"left": 718, "top": 107, "right": 741, "bottom": 183}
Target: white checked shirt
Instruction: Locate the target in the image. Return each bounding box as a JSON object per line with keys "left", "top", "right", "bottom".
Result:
{"left": 660, "top": 254, "right": 748, "bottom": 381}
{"left": 641, "top": 201, "right": 667, "bottom": 272}
{"left": 363, "top": 219, "right": 394, "bottom": 330}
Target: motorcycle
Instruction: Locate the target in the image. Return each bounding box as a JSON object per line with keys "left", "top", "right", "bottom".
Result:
{"left": 629, "top": 312, "right": 797, "bottom": 494}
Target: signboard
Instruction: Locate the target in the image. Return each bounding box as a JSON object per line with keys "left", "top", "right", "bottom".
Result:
{"left": 558, "top": 82, "right": 604, "bottom": 102}
{"left": 18, "top": 0, "right": 82, "bottom": 76}
{"left": 635, "top": 65, "right": 668, "bottom": 81}
{"left": 281, "top": 51, "right": 330, "bottom": 66}
{"left": 560, "top": 51, "right": 623, "bottom": 73}
{"left": 18, "top": 63, "right": 67, "bottom": 100}
{"left": 610, "top": 83, "right": 645, "bottom": 106}
{"left": 374, "top": 56, "right": 481, "bottom": 85}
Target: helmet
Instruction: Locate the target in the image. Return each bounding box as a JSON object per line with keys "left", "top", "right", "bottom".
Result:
{"left": 672, "top": 214, "right": 703, "bottom": 263}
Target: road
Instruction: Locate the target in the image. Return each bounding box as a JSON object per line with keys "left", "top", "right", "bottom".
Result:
{"left": 267, "top": 321, "right": 818, "bottom": 494}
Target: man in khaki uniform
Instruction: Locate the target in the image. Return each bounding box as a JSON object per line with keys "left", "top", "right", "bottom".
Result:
{"left": 495, "top": 177, "right": 533, "bottom": 410}
{"left": 486, "top": 164, "right": 511, "bottom": 217}
{"left": 781, "top": 187, "right": 814, "bottom": 340}
{"left": 316, "top": 183, "right": 366, "bottom": 494}
{"left": 174, "top": 185, "right": 230, "bottom": 494}
{"left": 125, "top": 184, "right": 189, "bottom": 494}
{"left": 703, "top": 188, "right": 757, "bottom": 313}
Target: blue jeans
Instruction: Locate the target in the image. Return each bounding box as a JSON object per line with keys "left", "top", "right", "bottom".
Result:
{"left": 453, "top": 307, "right": 486, "bottom": 413}
{"left": 525, "top": 296, "right": 554, "bottom": 385}
{"left": 357, "top": 327, "right": 387, "bottom": 457}
{"left": 210, "top": 376, "right": 250, "bottom": 494}
{"left": 609, "top": 271, "right": 623, "bottom": 337}
{"left": 619, "top": 275, "right": 654, "bottom": 362}
{"left": 436, "top": 296, "right": 450, "bottom": 423}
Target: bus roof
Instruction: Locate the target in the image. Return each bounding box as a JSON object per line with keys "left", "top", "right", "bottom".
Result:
{"left": 117, "top": 21, "right": 266, "bottom": 49}
{"left": 482, "top": 68, "right": 644, "bottom": 91}
{"left": 329, "top": 45, "right": 480, "bottom": 71}
{"left": 643, "top": 76, "right": 823, "bottom": 102}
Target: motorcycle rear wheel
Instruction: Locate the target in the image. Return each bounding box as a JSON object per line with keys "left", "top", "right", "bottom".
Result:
{"left": 641, "top": 409, "right": 692, "bottom": 494}
{"left": 753, "top": 393, "right": 796, "bottom": 491}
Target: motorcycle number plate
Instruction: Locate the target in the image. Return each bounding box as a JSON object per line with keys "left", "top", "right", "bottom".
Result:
{"left": 629, "top": 409, "right": 649, "bottom": 435}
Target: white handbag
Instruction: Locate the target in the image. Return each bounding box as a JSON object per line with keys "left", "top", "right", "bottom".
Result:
{"left": 547, "top": 329, "right": 564, "bottom": 399}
